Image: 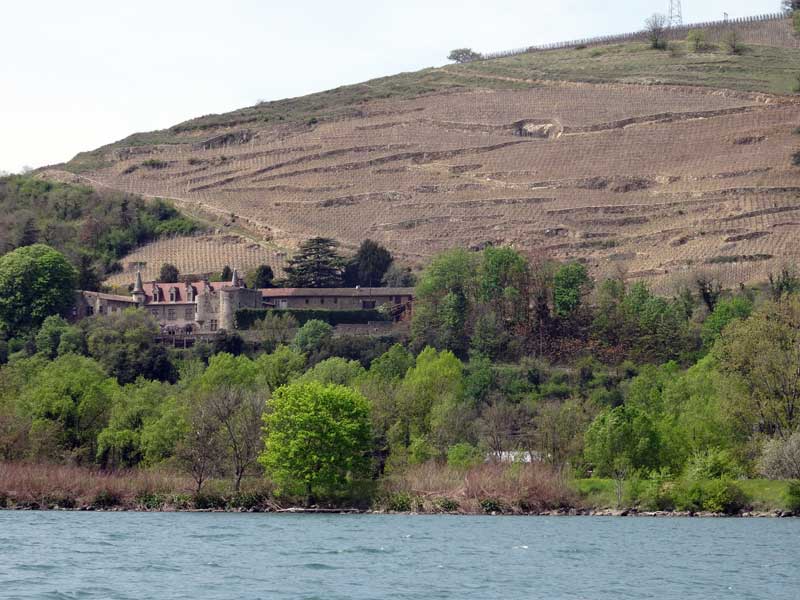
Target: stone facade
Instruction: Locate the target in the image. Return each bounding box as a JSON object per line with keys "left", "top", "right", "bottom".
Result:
{"left": 75, "top": 273, "right": 415, "bottom": 333}
{"left": 76, "top": 270, "right": 261, "bottom": 333}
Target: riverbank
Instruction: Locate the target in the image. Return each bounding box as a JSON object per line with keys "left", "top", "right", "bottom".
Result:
{"left": 1, "top": 462, "right": 797, "bottom": 517}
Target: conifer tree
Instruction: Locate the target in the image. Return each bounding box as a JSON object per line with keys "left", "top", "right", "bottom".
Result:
{"left": 284, "top": 237, "right": 345, "bottom": 288}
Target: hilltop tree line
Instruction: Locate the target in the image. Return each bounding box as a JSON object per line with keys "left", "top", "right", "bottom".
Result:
{"left": 1, "top": 241, "right": 800, "bottom": 511}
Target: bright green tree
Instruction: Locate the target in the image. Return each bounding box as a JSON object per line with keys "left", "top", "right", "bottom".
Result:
{"left": 701, "top": 296, "right": 752, "bottom": 348}
{"left": 553, "top": 262, "right": 592, "bottom": 318}
{"left": 292, "top": 319, "right": 333, "bottom": 354}
{"left": 0, "top": 244, "right": 77, "bottom": 333}
{"left": 411, "top": 248, "right": 478, "bottom": 355}
{"left": 18, "top": 354, "right": 118, "bottom": 462}
{"left": 35, "top": 315, "right": 71, "bottom": 359}
{"left": 260, "top": 382, "right": 372, "bottom": 502}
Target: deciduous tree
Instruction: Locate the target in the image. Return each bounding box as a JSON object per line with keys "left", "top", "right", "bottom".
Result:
{"left": 260, "top": 382, "right": 372, "bottom": 503}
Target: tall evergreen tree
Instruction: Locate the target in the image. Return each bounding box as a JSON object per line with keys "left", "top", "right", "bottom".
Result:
{"left": 248, "top": 264, "right": 274, "bottom": 288}
{"left": 284, "top": 237, "right": 345, "bottom": 288}
{"left": 159, "top": 263, "right": 179, "bottom": 283}
{"left": 344, "top": 239, "right": 393, "bottom": 287}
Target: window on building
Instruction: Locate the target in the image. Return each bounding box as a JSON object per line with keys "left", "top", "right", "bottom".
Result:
{"left": 187, "top": 287, "right": 195, "bottom": 301}
{"left": 333, "top": 297, "right": 338, "bottom": 304}
{"left": 305, "top": 298, "right": 309, "bottom": 304}
{"left": 167, "top": 308, "right": 176, "bottom": 320}
{"left": 86, "top": 306, "right": 94, "bottom": 316}
{"left": 185, "top": 307, "right": 194, "bottom": 320}
{"left": 361, "top": 300, "right": 376, "bottom": 309}
{"left": 320, "top": 298, "right": 325, "bottom": 305}
{"left": 98, "top": 305, "right": 106, "bottom": 315}
{"left": 151, "top": 309, "right": 159, "bottom": 318}
{"left": 394, "top": 296, "right": 401, "bottom": 304}
{"left": 210, "top": 319, "right": 218, "bottom": 332}
{"left": 169, "top": 288, "right": 178, "bottom": 302}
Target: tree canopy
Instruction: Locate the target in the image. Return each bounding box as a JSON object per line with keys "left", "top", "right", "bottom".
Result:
{"left": 260, "top": 382, "right": 372, "bottom": 501}
{"left": 284, "top": 237, "right": 345, "bottom": 288}
{"left": 0, "top": 244, "right": 77, "bottom": 333}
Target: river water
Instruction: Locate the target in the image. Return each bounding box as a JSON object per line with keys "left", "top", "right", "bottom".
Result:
{"left": 0, "top": 512, "right": 798, "bottom": 599}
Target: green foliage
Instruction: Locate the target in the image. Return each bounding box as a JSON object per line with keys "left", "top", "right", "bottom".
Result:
{"left": 684, "top": 448, "right": 744, "bottom": 480}
{"left": 260, "top": 382, "right": 372, "bottom": 500}
{"left": 96, "top": 379, "right": 177, "bottom": 468}
{"left": 284, "top": 237, "right": 345, "bottom": 288}
{"left": 246, "top": 264, "right": 274, "bottom": 288}
{"left": 447, "top": 442, "right": 483, "bottom": 470}
{"left": 255, "top": 346, "right": 307, "bottom": 391}
{"left": 687, "top": 29, "right": 712, "bottom": 52}
{"left": 92, "top": 489, "right": 122, "bottom": 508}
{"left": 714, "top": 298, "right": 800, "bottom": 438}
{"left": 292, "top": 319, "right": 333, "bottom": 354}
{"left": 159, "top": 263, "right": 179, "bottom": 283}
{"left": 85, "top": 309, "right": 177, "bottom": 384}
{"left": 0, "top": 176, "right": 199, "bottom": 282}
{"left": 344, "top": 239, "right": 394, "bottom": 287}
{"left": 448, "top": 48, "right": 482, "bottom": 63}
{"left": 382, "top": 263, "right": 416, "bottom": 287}
{"left": 553, "top": 262, "right": 591, "bottom": 318}
{"left": 700, "top": 479, "right": 748, "bottom": 514}
{"left": 784, "top": 481, "right": 800, "bottom": 513}
{"left": 296, "top": 357, "right": 366, "bottom": 386}
{"left": 236, "top": 308, "right": 388, "bottom": 329}
{"left": 436, "top": 497, "right": 460, "bottom": 512}
{"left": 386, "top": 492, "right": 413, "bottom": 511}
{"left": 35, "top": 315, "right": 71, "bottom": 359}
{"left": 0, "top": 244, "right": 77, "bottom": 333}
{"left": 584, "top": 404, "right": 662, "bottom": 477}
{"left": 412, "top": 248, "right": 478, "bottom": 355}
{"left": 18, "top": 354, "right": 118, "bottom": 461}
{"left": 479, "top": 498, "right": 504, "bottom": 513}
{"left": 701, "top": 296, "right": 752, "bottom": 348}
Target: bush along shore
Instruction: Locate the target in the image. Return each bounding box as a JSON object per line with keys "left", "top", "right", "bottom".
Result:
{"left": 1, "top": 463, "right": 797, "bottom": 517}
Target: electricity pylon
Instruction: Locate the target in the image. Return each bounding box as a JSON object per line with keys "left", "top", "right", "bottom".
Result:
{"left": 668, "top": 0, "right": 683, "bottom": 27}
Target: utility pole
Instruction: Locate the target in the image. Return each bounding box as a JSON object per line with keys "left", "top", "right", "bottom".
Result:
{"left": 668, "top": 0, "right": 683, "bottom": 27}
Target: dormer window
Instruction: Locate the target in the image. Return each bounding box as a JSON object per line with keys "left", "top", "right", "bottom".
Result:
{"left": 169, "top": 287, "right": 178, "bottom": 303}
{"left": 186, "top": 286, "right": 195, "bottom": 302}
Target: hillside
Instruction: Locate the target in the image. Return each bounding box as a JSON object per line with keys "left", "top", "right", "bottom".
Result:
{"left": 55, "top": 15, "right": 800, "bottom": 290}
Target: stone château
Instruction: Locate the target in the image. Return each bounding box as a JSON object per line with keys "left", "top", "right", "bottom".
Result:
{"left": 76, "top": 270, "right": 414, "bottom": 333}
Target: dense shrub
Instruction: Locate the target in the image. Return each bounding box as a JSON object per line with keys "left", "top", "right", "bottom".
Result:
{"left": 436, "top": 497, "right": 460, "bottom": 512}
{"left": 673, "top": 479, "right": 748, "bottom": 514}
{"left": 386, "top": 492, "right": 413, "bottom": 512}
{"left": 480, "top": 498, "right": 504, "bottom": 514}
{"left": 784, "top": 481, "right": 800, "bottom": 513}
{"left": 92, "top": 489, "right": 122, "bottom": 508}
{"left": 237, "top": 308, "right": 389, "bottom": 329}
{"left": 447, "top": 443, "right": 483, "bottom": 470}
{"left": 193, "top": 491, "right": 227, "bottom": 509}
{"left": 701, "top": 479, "right": 748, "bottom": 514}
{"left": 684, "top": 449, "right": 744, "bottom": 480}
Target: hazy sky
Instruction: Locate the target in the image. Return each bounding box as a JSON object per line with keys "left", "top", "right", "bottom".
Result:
{"left": 0, "top": 0, "right": 780, "bottom": 173}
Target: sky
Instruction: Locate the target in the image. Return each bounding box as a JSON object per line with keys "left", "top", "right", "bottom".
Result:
{"left": 0, "top": 0, "right": 781, "bottom": 173}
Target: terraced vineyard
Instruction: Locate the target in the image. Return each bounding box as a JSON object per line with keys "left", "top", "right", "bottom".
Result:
{"left": 56, "top": 16, "right": 800, "bottom": 290}
{"left": 104, "top": 234, "right": 287, "bottom": 287}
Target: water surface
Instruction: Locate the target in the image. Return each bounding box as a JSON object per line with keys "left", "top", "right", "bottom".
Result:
{"left": 1, "top": 512, "right": 798, "bottom": 599}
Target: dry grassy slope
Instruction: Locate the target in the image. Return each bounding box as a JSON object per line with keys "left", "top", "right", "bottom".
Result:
{"left": 60, "top": 20, "right": 800, "bottom": 290}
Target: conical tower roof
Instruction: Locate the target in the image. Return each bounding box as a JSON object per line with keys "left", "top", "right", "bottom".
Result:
{"left": 133, "top": 270, "right": 144, "bottom": 293}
